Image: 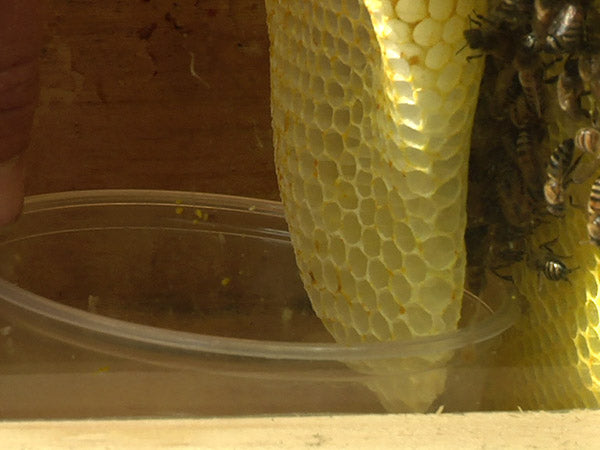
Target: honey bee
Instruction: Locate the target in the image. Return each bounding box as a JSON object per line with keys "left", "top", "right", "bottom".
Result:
{"left": 532, "top": 0, "right": 559, "bottom": 41}
{"left": 557, "top": 57, "right": 589, "bottom": 120}
{"left": 518, "top": 65, "right": 545, "bottom": 118}
{"left": 529, "top": 238, "right": 578, "bottom": 288}
{"left": 587, "top": 176, "right": 600, "bottom": 246}
{"left": 537, "top": 257, "right": 577, "bottom": 282}
{"left": 485, "top": 224, "right": 528, "bottom": 283}
{"left": 491, "top": 65, "right": 520, "bottom": 120}
{"left": 515, "top": 128, "right": 544, "bottom": 197}
{"left": 579, "top": 52, "right": 600, "bottom": 100}
{"left": 488, "top": 225, "right": 528, "bottom": 266}
{"left": 463, "top": 17, "right": 517, "bottom": 62}
{"left": 513, "top": 44, "right": 546, "bottom": 118}
{"left": 544, "top": 138, "right": 579, "bottom": 216}
{"left": 544, "top": 2, "right": 585, "bottom": 55}
{"left": 491, "top": 0, "right": 534, "bottom": 28}
{"left": 509, "top": 92, "right": 539, "bottom": 128}
{"left": 497, "top": 160, "right": 537, "bottom": 228}
{"left": 570, "top": 127, "right": 600, "bottom": 183}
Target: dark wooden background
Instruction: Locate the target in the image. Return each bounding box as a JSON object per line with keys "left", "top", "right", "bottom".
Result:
{"left": 26, "top": 0, "right": 278, "bottom": 200}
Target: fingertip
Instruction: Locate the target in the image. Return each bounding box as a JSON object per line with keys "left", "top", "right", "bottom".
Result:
{"left": 0, "top": 156, "right": 24, "bottom": 226}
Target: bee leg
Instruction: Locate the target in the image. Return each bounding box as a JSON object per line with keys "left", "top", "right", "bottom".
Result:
{"left": 539, "top": 237, "right": 560, "bottom": 251}
{"left": 467, "top": 13, "right": 483, "bottom": 28}
{"left": 592, "top": 107, "right": 600, "bottom": 128}
{"left": 565, "top": 153, "right": 585, "bottom": 184}
{"left": 544, "top": 74, "right": 559, "bottom": 84}
{"left": 539, "top": 238, "right": 572, "bottom": 259}
{"left": 470, "top": 10, "right": 494, "bottom": 26}
{"left": 455, "top": 42, "right": 469, "bottom": 56}
{"left": 542, "top": 56, "right": 563, "bottom": 71}
{"left": 467, "top": 53, "right": 484, "bottom": 63}
{"left": 490, "top": 267, "right": 514, "bottom": 282}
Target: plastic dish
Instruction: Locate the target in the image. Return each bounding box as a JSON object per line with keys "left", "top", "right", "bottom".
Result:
{"left": 0, "top": 190, "right": 518, "bottom": 418}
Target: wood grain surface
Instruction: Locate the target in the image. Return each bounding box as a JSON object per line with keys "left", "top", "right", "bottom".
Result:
{"left": 26, "top": 0, "right": 278, "bottom": 200}
{"left": 2, "top": 410, "right": 600, "bottom": 449}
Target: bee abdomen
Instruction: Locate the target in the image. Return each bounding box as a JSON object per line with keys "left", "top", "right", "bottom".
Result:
{"left": 588, "top": 176, "right": 600, "bottom": 215}
{"left": 518, "top": 68, "right": 545, "bottom": 117}
{"left": 545, "top": 3, "right": 585, "bottom": 54}
{"left": 575, "top": 127, "right": 600, "bottom": 155}
{"left": 543, "top": 259, "right": 569, "bottom": 281}
{"left": 547, "top": 138, "right": 575, "bottom": 179}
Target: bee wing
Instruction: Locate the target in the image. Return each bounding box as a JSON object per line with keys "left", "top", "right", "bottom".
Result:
{"left": 571, "top": 153, "right": 600, "bottom": 184}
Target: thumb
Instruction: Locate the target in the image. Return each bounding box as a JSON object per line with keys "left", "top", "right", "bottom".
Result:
{"left": 0, "top": 1, "right": 44, "bottom": 225}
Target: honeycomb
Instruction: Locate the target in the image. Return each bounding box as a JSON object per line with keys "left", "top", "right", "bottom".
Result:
{"left": 487, "top": 81, "right": 600, "bottom": 410}
{"left": 265, "top": 0, "right": 485, "bottom": 411}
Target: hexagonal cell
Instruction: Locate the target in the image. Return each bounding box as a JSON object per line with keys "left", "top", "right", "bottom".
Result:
{"left": 322, "top": 201, "right": 342, "bottom": 232}
{"left": 388, "top": 273, "right": 412, "bottom": 302}
{"left": 336, "top": 180, "right": 359, "bottom": 210}
{"left": 307, "top": 127, "right": 325, "bottom": 154}
{"left": 390, "top": 319, "right": 412, "bottom": 340}
{"left": 368, "top": 259, "right": 390, "bottom": 290}
{"left": 361, "top": 227, "right": 381, "bottom": 257}
{"left": 348, "top": 246, "right": 368, "bottom": 278}
{"left": 305, "top": 182, "right": 324, "bottom": 208}
{"left": 338, "top": 14, "right": 355, "bottom": 42}
{"left": 377, "top": 289, "right": 405, "bottom": 321}
{"left": 576, "top": 332, "right": 591, "bottom": 360}
{"left": 339, "top": 268, "right": 358, "bottom": 299}
{"left": 341, "top": 212, "right": 362, "bottom": 244}
{"left": 403, "top": 254, "right": 428, "bottom": 284}
{"left": 297, "top": 203, "right": 316, "bottom": 232}
{"left": 422, "top": 235, "right": 457, "bottom": 270}
{"left": 332, "top": 58, "right": 352, "bottom": 84}
{"left": 432, "top": 151, "right": 465, "bottom": 181}
{"left": 437, "top": 61, "right": 462, "bottom": 93}
{"left": 432, "top": 176, "right": 461, "bottom": 208}
{"left": 405, "top": 196, "right": 438, "bottom": 220}
{"left": 413, "top": 18, "right": 443, "bottom": 47}
{"left": 434, "top": 203, "right": 462, "bottom": 234}
{"left": 324, "top": 8, "right": 339, "bottom": 32}
{"left": 313, "top": 227, "right": 330, "bottom": 258}
{"left": 317, "top": 158, "right": 339, "bottom": 184}
{"left": 356, "top": 279, "right": 378, "bottom": 310}
{"left": 350, "top": 302, "right": 370, "bottom": 336}
{"left": 359, "top": 198, "right": 377, "bottom": 226}
{"left": 417, "top": 277, "right": 454, "bottom": 314}
{"left": 404, "top": 305, "right": 433, "bottom": 336}
{"left": 369, "top": 311, "right": 393, "bottom": 341}
{"left": 393, "top": 222, "right": 416, "bottom": 253}
{"left": 338, "top": 151, "right": 357, "bottom": 179}
{"left": 315, "top": 102, "right": 334, "bottom": 130}
{"left": 586, "top": 299, "right": 600, "bottom": 328}
{"left": 298, "top": 152, "right": 316, "bottom": 180}
{"left": 335, "top": 37, "right": 351, "bottom": 64}
{"left": 321, "top": 258, "right": 340, "bottom": 293}
{"left": 407, "top": 216, "right": 434, "bottom": 241}
{"left": 329, "top": 235, "right": 347, "bottom": 266}
{"left": 333, "top": 108, "right": 351, "bottom": 133}
{"left": 394, "top": 0, "right": 427, "bottom": 23}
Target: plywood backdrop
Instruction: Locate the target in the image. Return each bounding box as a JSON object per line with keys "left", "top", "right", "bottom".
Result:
{"left": 27, "top": 0, "right": 277, "bottom": 200}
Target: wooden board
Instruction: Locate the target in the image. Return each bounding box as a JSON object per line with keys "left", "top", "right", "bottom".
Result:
{"left": 2, "top": 411, "right": 600, "bottom": 449}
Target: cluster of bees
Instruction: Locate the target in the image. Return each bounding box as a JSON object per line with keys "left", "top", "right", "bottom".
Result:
{"left": 463, "top": 0, "right": 600, "bottom": 293}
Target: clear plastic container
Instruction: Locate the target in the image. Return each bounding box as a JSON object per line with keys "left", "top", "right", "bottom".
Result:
{"left": 0, "top": 190, "right": 518, "bottom": 418}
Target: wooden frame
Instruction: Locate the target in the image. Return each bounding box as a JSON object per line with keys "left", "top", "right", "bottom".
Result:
{"left": 2, "top": 410, "right": 599, "bottom": 448}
